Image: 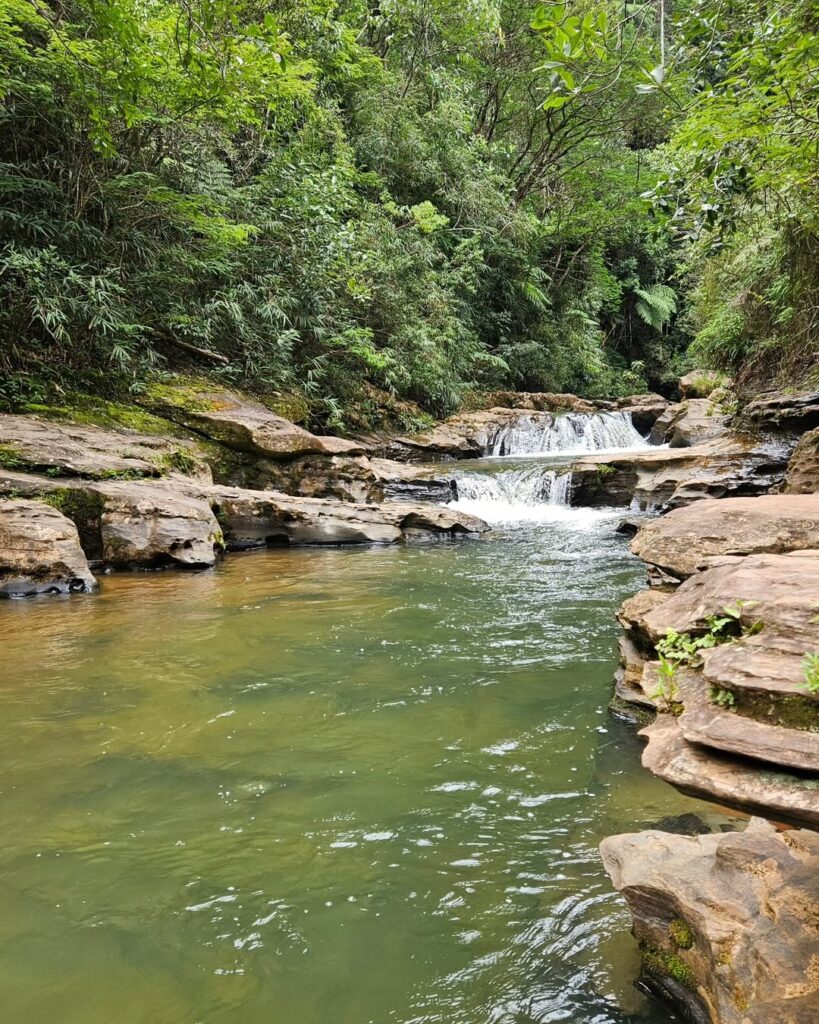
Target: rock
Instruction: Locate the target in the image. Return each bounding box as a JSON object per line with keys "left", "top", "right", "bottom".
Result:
{"left": 630, "top": 494, "right": 819, "bottom": 580}
{"left": 209, "top": 486, "right": 488, "bottom": 548}
{"left": 746, "top": 391, "right": 819, "bottom": 433}
{"left": 600, "top": 817, "right": 819, "bottom": 1024}
{"left": 782, "top": 427, "right": 819, "bottom": 494}
{"left": 0, "top": 498, "right": 96, "bottom": 597}
{"left": 650, "top": 399, "right": 730, "bottom": 447}
{"left": 229, "top": 454, "right": 455, "bottom": 505}
{"left": 92, "top": 480, "right": 223, "bottom": 568}
{"left": 142, "top": 383, "right": 365, "bottom": 460}
{"left": 675, "top": 669, "right": 819, "bottom": 773}
{"left": 391, "top": 408, "right": 526, "bottom": 459}
{"left": 465, "top": 391, "right": 598, "bottom": 414}
{"left": 0, "top": 413, "right": 211, "bottom": 482}
{"left": 570, "top": 435, "right": 792, "bottom": 511}
{"left": 640, "top": 714, "right": 819, "bottom": 828}
{"left": 678, "top": 370, "right": 730, "bottom": 398}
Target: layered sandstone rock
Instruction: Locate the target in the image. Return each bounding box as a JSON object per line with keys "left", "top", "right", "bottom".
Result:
{"left": 0, "top": 498, "right": 97, "bottom": 596}
{"left": 570, "top": 436, "right": 791, "bottom": 510}
{"left": 141, "top": 382, "right": 365, "bottom": 459}
{"left": 209, "top": 485, "right": 487, "bottom": 548}
{"left": 630, "top": 494, "right": 819, "bottom": 581}
{"left": 746, "top": 390, "right": 819, "bottom": 433}
{"left": 0, "top": 413, "right": 211, "bottom": 482}
{"left": 601, "top": 818, "right": 819, "bottom": 1024}
{"left": 650, "top": 399, "right": 730, "bottom": 448}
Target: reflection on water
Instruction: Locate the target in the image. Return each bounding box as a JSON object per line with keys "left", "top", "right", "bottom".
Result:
{"left": 0, "top": 516, "right": 730, "bottom": 1023}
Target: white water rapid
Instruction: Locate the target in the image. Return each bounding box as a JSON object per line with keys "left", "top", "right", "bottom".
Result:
{"left": 489, "top": 410, "right": 648, "bottom": 457}
{"left": 446, "top": 410, "right": 648, "bottom": 524}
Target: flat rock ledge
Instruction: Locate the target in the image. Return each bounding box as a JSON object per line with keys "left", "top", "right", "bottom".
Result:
{"left": 0, "top": 474, "right": 488, "bottom": 596}
{"left": 630, "top": 494, "right": 819, "bottom": 582}
{"left": 600, "top": 818, "right": 819, "bottom": 1024}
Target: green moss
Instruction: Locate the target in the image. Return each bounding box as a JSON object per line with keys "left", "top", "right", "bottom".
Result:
{"left": 257, "top": 391, "right": 310, "bottom": 424}
{"left": 640, "top": 940, "right": 697, "bottom": 990}
{"left": 669, "top": 918, "right": 694, "bottom": 950}
{"left": 153, "top": 448, "right": 200, "bottom": 477}
{"left": 141, "top": 378, "right": 224, "bottom": 414}
{"left": 0, "top": 444, "right": 25, "bottom": 469}
{"left": 22, "top": 396, "right": 177, "bottom": 435}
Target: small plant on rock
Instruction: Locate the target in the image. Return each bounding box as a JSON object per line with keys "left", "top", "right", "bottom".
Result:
{"left": 801, "top": 653, "right": 819, "bottom": 693}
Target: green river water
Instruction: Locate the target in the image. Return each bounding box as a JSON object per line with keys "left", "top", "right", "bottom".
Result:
{"left": 0, "top": 504, "right": 733, "bottom": 1024}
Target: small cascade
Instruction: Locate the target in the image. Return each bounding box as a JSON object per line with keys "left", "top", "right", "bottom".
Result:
{"left": 490, "top": 410, "right": 647, "bottom": 457}
{"left": 448, "top": 466, "right": 572, "bottom": 523}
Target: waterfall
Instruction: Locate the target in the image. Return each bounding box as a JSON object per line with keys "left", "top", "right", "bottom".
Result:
{"left": 448, "top": 466, "right": 573, "bottom": 523}
{"left": 489, "top": 410, "right": 647, "bottom": 457}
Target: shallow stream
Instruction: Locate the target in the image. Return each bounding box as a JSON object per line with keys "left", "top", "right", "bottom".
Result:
{"left": 0, "top": 502, "right": 732, "bottom": 1023}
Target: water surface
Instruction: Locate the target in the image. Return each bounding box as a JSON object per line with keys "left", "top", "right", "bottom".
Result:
{"left": 0, "top": 512, "right": 731, "bottom": 1024}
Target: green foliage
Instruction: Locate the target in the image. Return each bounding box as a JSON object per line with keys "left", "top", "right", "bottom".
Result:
{"left": 654, "top": 602, "right": 762, "bottom": 709}
{"left": 0, "top": 0, "right": 809, "bottom": 417}
{"left": 668, "top": 918, "right": 694, "bottom": 951}
{"left": 635, "top": 285, "right": 677, "bottom": 331}
{"left": 802, "top": 653, "right": 819, "bottom": 694}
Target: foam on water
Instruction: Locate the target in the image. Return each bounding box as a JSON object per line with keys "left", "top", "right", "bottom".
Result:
{"left": 490, "top": 410, "right": 648, "bottom": 457}
{"left": 447, "top": 410, "right": 647, "bottom": 523}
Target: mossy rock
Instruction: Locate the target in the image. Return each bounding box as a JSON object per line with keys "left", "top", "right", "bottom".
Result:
{"left": 639, "top": 939, "right": 697, "bottom": 990}
{"left": 21, "top": 395, "right": 180, "bottom": 436}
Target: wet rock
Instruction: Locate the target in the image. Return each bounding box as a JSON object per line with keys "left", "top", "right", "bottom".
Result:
{"left": 630, "top": 494, "right": 819, "bottom": 580}
{"left": 650, "top": 399, "right": 730, "bottom": 448}
{"left": 0, "top": 413, "right": 210, "bottom": 482}
{"left": 234, "top": 454, "right": 455, "bottom": 505}
{"left": 390, "top": 408, "right": 527, "bottom": 459}
{"left": 640, "top": 714, "right": 819, "bottom": 828}
{"left": 209, "top": 486, "right": 488, "bottom": 548}
{"left": 746, "top": 390, "right": 819, "bottom": 433}
{"left": 570, "top": 436, "right": 791, "bottom": 510}
{"left": 613, "top": 393, "right": 670, "bottom": 433}
{"left": 0, "top": 498, "right": 96, "bottom": 597}
{"left": 600, "top": 817, "right": 819, "bottom": 1024}
{"left": 782, "top": 427, "right": 819, "bottom": 494}
{"left": 142, "top": 383, "right": 365, "bottom": 460}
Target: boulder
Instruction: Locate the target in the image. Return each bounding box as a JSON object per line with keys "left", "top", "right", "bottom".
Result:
{"left": 209, "top": 485, "right": 487, "bottom": 548}
{"left": 614, "top": 393, "right": 670, "bottom": 433}
{"left": 639, "top": 714, "right": 819, "bottom": 828}
{"left": 782, "top": 427, "right": 819, "bottom": 494}
{"left": 0, "top": 498, "right": 96, "bottom": 597}
{"left": 92, "top": 480, "right": 223, "bottom": 568}
{"left": 0, "top": 413, "right": 210, "bottom": 482}
{"left": 650, "top": 399, "right": 730, "bottom": 448}
{"left": 745, "top": 391, "right": 819, "bottom": 433}
{"left": 226, "top": 454, "right": 455, "bottom": 505}
{"left": 600, "top": 817, "right": 819, "bottom": 1024}
{"left": 630, "top": 494, "right": 819, "bottom": 580}
{"left": 678, "top": 370, "right": 730, "bottom": 398}
{"left": 391, "top": 408, "right": 527, "bottom": 459}
{"left": 142, "top": 383, "right": 365, "bottom": 460}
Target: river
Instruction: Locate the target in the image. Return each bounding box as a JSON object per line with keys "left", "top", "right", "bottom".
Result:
{"left": 0, "top": 415, "right": 732, "bottom": 1023}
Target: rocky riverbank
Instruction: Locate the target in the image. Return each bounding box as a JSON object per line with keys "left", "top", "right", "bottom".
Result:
{"left": 2, "top": 374, "right": 818, "bottom": 1021}
{"left": 602, "top": 380, "right": 819, "bottom": 1022}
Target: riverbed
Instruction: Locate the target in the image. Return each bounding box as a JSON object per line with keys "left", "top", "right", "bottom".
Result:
{"left": 0, "top": 505, "right": 737, "bottom": 1023}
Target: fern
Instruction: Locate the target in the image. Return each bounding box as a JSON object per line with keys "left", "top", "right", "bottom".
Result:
{"left": 635, "top": 284, "right": 677, "bottom": 330}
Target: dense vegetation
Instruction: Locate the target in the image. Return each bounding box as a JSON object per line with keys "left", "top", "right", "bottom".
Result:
{"left": 0, "top": 0, "right": 815, "bottom": 429}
